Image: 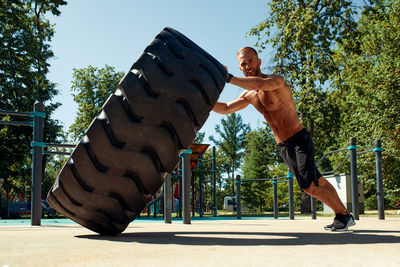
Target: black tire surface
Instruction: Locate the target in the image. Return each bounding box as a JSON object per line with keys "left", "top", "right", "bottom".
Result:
{"left": 47, "top": 27, "right": 227, "bottom": 235}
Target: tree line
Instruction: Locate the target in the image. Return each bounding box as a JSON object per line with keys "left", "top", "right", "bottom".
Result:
{"left": 1, "top": 0, "right": 399, "bottom": 213}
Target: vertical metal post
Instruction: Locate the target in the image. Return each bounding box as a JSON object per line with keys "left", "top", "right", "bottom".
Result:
{"left": 311, "top": 196, "right": 316, "bottom": 219}
{"left": 374, "top": 139, "right": 385, "bottom": 220}
{"left": 198, "top": 153, "right": 203, "bottom": 217}
{"left": 153, "top": 202, "right": 157, "bottom": 217}
{"left": 273, "top": 178, "right": 278, "bottom": 219}
{"left": 164, "top": 173, "right": 172, "bottom": 223}
{"left": 182, "top": 150, "right": 191, "bottom": 224}
{"left": 31, "top": 102, "right": 44, "bottom": 226}
{"left": 178, "top": 160, "right": 182, "bottom": 218}
{"left": 349, "top": 137, "right": 359, "bottom": 220}
{"left": 287, "top": 172, "right": 294, "bottom": 220}
{"left": 191, "top": 168, "right": 195, "bottom": 218}
{"left": 212, "top": 146, "right": 217, "bottom": 217}
{"left": 236, "top": 175, "right": 241, "bottom": 219}
{"left": 0, "top": 179, "right": 3, "bottom": 215}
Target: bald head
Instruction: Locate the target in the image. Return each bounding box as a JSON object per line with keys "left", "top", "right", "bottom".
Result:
{"left": 237, "top": 47, "right": 261, "bottom": 77}
{"left": 237, "top": 47, "right": 258, "bottom": 58}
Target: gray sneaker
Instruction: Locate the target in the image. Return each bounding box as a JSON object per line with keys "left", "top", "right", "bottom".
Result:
{"left": 324, "top": 213, "right": 355, "bottom": 231}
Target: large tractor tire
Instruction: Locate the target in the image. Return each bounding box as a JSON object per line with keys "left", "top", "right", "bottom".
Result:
{"left": 47, "top": 27, "right": 227, "bottom": 235}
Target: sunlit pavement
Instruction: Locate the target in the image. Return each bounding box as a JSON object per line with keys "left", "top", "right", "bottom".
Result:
{"left": 1, "top": 217, "right": 399, "bottom": 267}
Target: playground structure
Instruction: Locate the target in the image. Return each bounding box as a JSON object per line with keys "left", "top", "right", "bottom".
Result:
{"left": 144, "top": 144, "right": 217, "bottom": 221}
{"left": 161, "top": 146, "right": 215, "bottom": 225}
{"left": 138, "top": 144, "right": 214, "bottom": 212}
{"left": 170, "top": 144, "right": 217, "bottom": 218}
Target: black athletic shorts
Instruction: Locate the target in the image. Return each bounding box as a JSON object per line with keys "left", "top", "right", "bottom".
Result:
{"left": 277, "top": 128, "right": 322, "bottom": 190}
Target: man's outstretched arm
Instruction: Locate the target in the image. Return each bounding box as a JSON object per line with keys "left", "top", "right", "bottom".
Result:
{"left": 212, "top": 96, "right": 249, "bottom": 115}
{"left": 229, "top": 75, "right": 285, "bottom": 92}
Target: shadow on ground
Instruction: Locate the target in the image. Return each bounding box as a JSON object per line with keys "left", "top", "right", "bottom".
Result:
{"left": 76, "top": 230, "right": 400, "bottom": 246}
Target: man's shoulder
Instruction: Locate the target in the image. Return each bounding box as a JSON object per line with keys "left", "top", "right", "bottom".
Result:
{"left": 261, "top": 73, "right": 288, "bottom": 92}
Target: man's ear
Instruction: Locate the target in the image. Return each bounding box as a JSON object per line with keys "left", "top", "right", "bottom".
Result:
{"left": 258, "top": 58, "right": 261, "bottom": 66}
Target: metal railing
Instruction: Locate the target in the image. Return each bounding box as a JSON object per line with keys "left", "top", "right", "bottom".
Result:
{"left": 234, "top": 137, "right": 385, "bottom": 221}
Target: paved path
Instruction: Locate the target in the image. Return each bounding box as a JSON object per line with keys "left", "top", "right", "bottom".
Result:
{"left": 1, "top": 217, "right": 400, "bottom": 267}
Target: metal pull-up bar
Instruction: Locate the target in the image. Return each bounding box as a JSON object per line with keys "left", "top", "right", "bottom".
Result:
{"left": 1, "top": 103, "right": 46, "bottom": 225}
{"left": 1, "top": 103, "right": 75, "bottom": 226}
{"left": 1, "top": 103, "right": 45, "bottom": 225}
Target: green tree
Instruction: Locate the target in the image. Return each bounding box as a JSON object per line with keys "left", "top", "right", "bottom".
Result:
{"left": 241, "top": 125, "right": 280, "bottom": 212}
{"left": 0, "top": 0, "right": 67, "bottom": 200}
{"left": 209, "top": 113, "right": 251, "bottom": 196}
{"left": 68, "top": 65, "right": 124, "bottom": 140}
{"left": 333, "top": 0, "right": 400, "bottom": 208}
{"left": 203, "top": 147, "right": 231, "bottom": 209}
{"left": 242, "top": 124, "right": 281, "bottom": 178}
{"left": 248, "top": 0, "right": 355, "bottom": 153}
{"left": 193, "top": 131, "right": 205, "bottom": 144}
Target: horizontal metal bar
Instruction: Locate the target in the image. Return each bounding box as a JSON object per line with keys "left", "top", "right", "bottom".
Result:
{"left": 0, "top": 110, "right": 30, "bottom": 117}
{"left": 192, "top": 169, "right": 216, "bottom": 173}
{"left": 328, "top": 147, "right": 349, "bottom": 154}
{"left": 357, "top": 149, "right": 373, "bottom": 155}
{"left": 46, "top": 143, "right": 75, "bottom": 148}
{"left": 316, "top": 148, "right": 348, "bottom": 166}
{"left": 242, "top": 178, "right": 269, "bottom": 182}
{"left": 44, "top": 151, "right": 71, "bottom": 156}
{"left": 0, "top": 120, "right": 31, "bottom": 126}
{"left": 321, "top": 154, "right": 351, "bottom": 176}
{"left": 241, "top": 176, "right": 288, "bottom": 183}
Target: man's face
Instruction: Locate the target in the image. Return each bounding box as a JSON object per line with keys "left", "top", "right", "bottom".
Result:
{"left": 237, "top": 49, "right": 261, "bottom": 77}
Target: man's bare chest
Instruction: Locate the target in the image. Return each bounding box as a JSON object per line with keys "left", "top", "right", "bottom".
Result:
{"left": 247, "top": 90, "right": 281, "bottom": 112}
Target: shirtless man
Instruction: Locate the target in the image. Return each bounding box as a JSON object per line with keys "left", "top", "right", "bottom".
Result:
{"left": 213, "top": 47, "right": 355, "bottom": 231}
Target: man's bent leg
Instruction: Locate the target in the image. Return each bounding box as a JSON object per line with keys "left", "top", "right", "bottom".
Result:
{"left": 303, "top": 176, "right": 347, "bottom": 215}
{"left": 304, "top": 177, "right": 356, "bottom": 231}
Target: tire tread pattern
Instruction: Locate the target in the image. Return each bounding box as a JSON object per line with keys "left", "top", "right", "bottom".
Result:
{"left": 47, "top": 27, "right": 226, "bottom": 235}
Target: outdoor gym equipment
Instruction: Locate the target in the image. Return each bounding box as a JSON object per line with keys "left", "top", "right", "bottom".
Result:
{"left": 0, "top": 104, "right": 45, "bottom": 224}
{"left": 46, "top": 27, "right": 227, "bottom": 235}
{"left": 0, "top": 104, "right": 74, "bottom": 223}
{"left": 235, "top": 137, "right": 384, "bottom": 220}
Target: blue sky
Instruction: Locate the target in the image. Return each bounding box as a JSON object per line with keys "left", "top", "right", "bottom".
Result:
{"left": 48, "top": 0, "right": 273, "bottom": 143}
